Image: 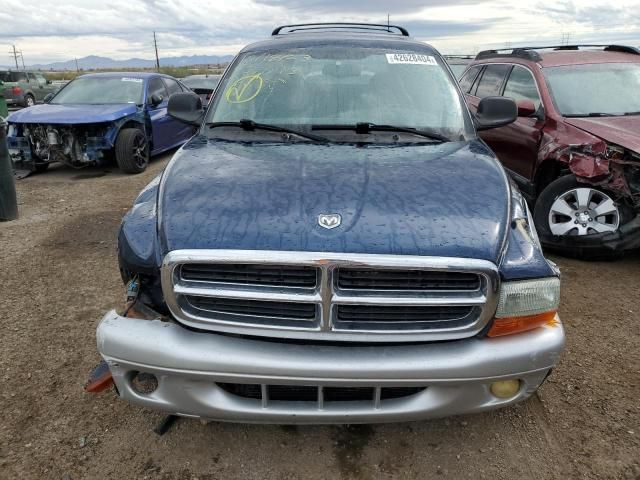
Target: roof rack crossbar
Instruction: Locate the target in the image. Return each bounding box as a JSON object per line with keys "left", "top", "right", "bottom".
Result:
{"left": 272, "top": 23, "right": 410, "bottom": 37}
{"left": 476, "top": 44, "right": 640, "bottom": 61}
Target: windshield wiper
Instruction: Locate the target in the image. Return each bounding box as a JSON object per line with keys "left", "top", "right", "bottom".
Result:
{"left": 207, "top": 119, "right": 330, "bottom": 143}
{"left": 564, "top": 112, "right": 618, "bottom": 118}
{"left": 311, "top": 123, "right": 450, "bottom": 143}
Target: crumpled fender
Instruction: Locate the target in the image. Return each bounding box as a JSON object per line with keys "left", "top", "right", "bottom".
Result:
{"left": 537, "top": 128, "right": 637, "bottom": 201}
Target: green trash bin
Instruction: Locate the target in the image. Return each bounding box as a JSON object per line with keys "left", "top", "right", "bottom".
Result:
{"left": 0, "top": 80, "right": 8, "bottom": 120}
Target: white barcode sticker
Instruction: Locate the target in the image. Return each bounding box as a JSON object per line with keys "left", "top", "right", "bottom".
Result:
{"left": 386, "top": 53, "right": 438, "bottom": 65}
{"left": 121, "top": 77, "right": 143, "bottom": 83}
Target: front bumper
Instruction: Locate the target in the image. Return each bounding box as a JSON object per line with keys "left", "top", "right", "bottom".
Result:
{"left": 97, "top": 311, "right": 565, "bottom": 424}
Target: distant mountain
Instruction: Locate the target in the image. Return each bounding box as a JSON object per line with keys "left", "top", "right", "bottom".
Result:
{"left": 24, "top": 54, "right": 234, "bottom": 71}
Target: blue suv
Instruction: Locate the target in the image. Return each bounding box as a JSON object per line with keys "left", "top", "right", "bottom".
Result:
{"left": 90, "top": 24, "right": 564, "bottom": 424}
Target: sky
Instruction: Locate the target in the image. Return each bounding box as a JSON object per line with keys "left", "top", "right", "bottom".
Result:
{"left": 1, "top": 0, "right": 639, "bottom": 65}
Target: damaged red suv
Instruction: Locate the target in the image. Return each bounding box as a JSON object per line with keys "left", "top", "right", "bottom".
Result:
{"left": 460, "top": 45, "right": 640, "bottom": 257}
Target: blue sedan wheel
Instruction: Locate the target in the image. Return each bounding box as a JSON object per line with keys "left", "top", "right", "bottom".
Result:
{"left": 115, "top": 128, "right": 149, "bottom": 174}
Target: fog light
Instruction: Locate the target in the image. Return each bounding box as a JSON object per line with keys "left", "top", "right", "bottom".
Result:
{"left": 131, "top": 372, "right": 158, "bottom": 395}
{"left": 490, "top": 380, "right": 520, "bottom": 399}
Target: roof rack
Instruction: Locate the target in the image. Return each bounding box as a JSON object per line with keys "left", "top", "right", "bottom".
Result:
{"left": 476, "top": 44, "right": 640, "bottom": 61}
{"left": 272, "top": 23, "right": 410, "bottom": 37}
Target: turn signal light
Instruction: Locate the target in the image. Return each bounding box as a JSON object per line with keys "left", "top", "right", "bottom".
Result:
{"left": 12, "top": 86, "right": 22, "bottom": 95}
{"left": 487, "top": 310, "right": 558, "bottom": 337}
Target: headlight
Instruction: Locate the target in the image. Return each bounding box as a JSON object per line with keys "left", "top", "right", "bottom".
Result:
{"left": 489, "top": 277, "right": 560, "bottom": 337}
{"left": 495, "top": 277, "right": 560, "bottom": 318}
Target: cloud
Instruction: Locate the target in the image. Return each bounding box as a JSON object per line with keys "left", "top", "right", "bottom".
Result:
{"left": 401, "top": 18, "right": 505, "bottom": 40}
{"left": 254, "top": 0, "right": 490, "bottom": 15}
{"left": 0, "top": 0, "right": 638, "bottom": 65}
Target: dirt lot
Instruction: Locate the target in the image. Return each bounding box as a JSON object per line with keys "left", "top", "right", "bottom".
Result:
{"left": 1, "top": 155, "right": 639, "bottom": 480}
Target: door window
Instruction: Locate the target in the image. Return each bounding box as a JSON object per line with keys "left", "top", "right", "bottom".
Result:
{"left": 503, "top": 65, "right": 541, "bottom": 109}
{"left": 163, "top": 78, "right": 183, "bottom": 96}
{"left": 147, "top": 77, "right": 168, "bottom": 105}
{"left": 35, "top": 74, "right": 47, "bottom": 85}
{"left": 11, "top": 72, "right": 27, "bottom": 82}
{"left": 458, "top": 65, "right": 482, "bottom": 94}
{"left": 475, "top": 64, "right": 511, "bottom": 98}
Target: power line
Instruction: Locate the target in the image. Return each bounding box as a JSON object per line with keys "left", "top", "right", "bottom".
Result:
{"left": 9, "top": 45, "right": 19, "bottom": 70}
{"left": 153, "top": 31, "right": 160, "bottom": 71}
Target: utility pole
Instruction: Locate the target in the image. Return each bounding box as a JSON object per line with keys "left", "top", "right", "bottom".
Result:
{"left": 153, "top": 32, "right": 160, "bottom": 71}
{"left": 75, "top": 57, "right": 80, "bottom": 73}
{"left": 10, "top": 45, "right": 19, "bottom": 70}
{"left": 18, "top": 51, "right": 25, "bottom": 70}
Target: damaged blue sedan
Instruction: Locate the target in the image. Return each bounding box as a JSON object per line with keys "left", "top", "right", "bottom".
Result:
{"left": 6, "top": 72, "right": 196, "bottom": 174}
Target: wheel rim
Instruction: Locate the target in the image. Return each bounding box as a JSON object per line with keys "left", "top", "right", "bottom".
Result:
{"left": 132, "top": 133, "right": 148, "bottom": 169}
{"left": 548, "top": 187, "right": 620, "bottom": 236}
{"left": 26, "top": 96, "right": 34, "bottom": 106}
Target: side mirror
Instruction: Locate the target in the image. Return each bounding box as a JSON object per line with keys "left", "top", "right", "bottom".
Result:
{"left": 475, "top": 96, "right": 517, "bottom": 131}
{"left": 149, "top": 93, "right": 164, "bottom": 107}
{"left": 46, "top": 79, "right": 52, "bottom": 85}
{"left": 168, "top": 92, "right": 203, "bottom": 125}
{"left": 43, "top": 93, "right": 54, "bottom": 103}
{"left": 516, "top": 99, "right": 537, "bottom": 117}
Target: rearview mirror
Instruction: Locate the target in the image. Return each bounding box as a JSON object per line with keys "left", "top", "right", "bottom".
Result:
{"left": 516, "top": 99, "right": 537, "bottom": 117}
{"left": 474, "top": 96, "right": 517, "bottom": 131}
{"left": 168, "top": 92, "right": 203, "bottom": 125}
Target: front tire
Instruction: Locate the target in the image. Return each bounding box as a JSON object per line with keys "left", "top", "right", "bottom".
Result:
{"left": 534, "top": 175, "right": 625, "bottom": 257}
{"left": 34, "top": 162, "right": 49, "bottom": 173}
{"left": 115, "top": 128, "right": 149, "bottom": 174}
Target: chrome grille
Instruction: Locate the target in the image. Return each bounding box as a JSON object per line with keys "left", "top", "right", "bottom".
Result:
{"left": 162, "top": 250, "right": 500, "bottom": 342}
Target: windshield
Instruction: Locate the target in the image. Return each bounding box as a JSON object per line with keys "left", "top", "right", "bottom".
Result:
{"left": 207, "top": 46, "right": 469, "bottom": 140}
{"left": 183, "top": 75, "right": 221, "bottom": 90}
{"left": 544, "top": 63, "right": 640, "bottom": 116}
{"left": 51, "top": 76, "right": 144, "bottom": 105}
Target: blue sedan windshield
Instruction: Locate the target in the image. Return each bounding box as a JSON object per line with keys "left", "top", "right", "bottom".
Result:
{"left": 51, "top": 77, "right": 144, "bottom": 105}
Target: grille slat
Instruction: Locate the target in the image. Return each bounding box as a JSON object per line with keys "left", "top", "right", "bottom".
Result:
{"left": 336, "top": 305, "right": 473, "bottom": 322}
{"left": 181, "top": 264, "right": 318, "bottom": 288}
{"left": 188, "top": 297, "right": 317, "bottom": 320}
{"left": 337, "top": 268, "right": 481, "bottom": 291}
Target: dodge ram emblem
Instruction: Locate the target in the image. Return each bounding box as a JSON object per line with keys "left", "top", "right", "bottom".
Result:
{"left": 318, "top": 213, "right": 341, "bottom": 229}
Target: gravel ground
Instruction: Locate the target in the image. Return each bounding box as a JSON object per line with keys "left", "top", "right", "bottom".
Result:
{"left": 1, "top": 155, "right": 639, "bottom": 480}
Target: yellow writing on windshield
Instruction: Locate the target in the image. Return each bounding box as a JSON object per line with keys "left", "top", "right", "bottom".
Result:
{"left": 225, "top": 74, "right": 264, "bottom": 103}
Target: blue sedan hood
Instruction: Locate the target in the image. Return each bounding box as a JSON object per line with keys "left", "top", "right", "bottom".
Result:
{"left": 8, "top": 103, "right": 139, "bottom": 124}
{"left": 159, "top": 137, "right": 511, "bottom": 262}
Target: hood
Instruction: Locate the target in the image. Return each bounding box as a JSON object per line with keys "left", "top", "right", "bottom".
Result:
{"left": 158, "top": 137, "right": 511, "bottom": 263}
{"left": 7, "top": 103, "right": 140, "bottom": 124}
{"left": 565, "top": 116, "right": 640, "bottom": 153}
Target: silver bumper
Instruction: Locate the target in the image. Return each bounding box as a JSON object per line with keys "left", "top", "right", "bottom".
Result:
{"left": 97, "top": 311, "right": 565, "bottom": 424}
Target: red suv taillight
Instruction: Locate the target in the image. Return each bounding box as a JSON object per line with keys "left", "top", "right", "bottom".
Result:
{"left": 12, "top": 86, "right": 22, "bottom": 95}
